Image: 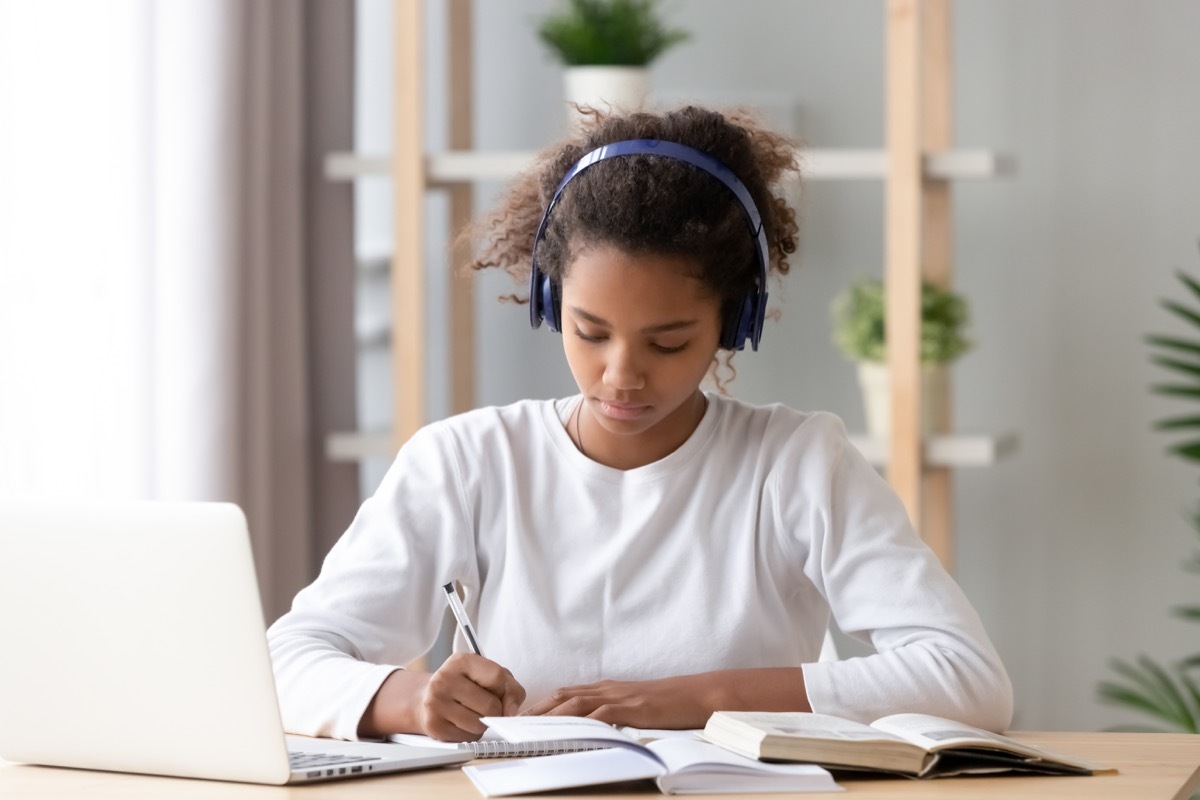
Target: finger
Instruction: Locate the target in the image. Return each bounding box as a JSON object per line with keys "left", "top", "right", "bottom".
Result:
{"left": 426, "top": 667, "right": 505, "bottom": 721}
{"left": 500, "top": 673, "right": 527, "bottom": 716}
{"left": 521, "top": 684, "right": 593, "bottom": 716}
{"left": 587, "top": 703, "right": 632, "bottom": 727}
{"left": 424, "top": 709, "right": 486, "bottom": 743}
{"left": 448, "top": 653, "right": 526, "bottom": 716}
{"left": 458, "top": 654, "right": 522, "bottom": 697}
{"left": 540, "top": 694, "right": 604, "bottom": 717}
{"left": 436, "top": 698, "right": 493, "bottom": 738}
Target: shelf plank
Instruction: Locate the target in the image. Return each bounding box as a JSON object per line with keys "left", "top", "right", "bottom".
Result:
{"left": 848, "top": 432, "right": 1019, "bottom": 468}
{"left": 324, "top": 148, "right": 1010, "bottom": 184}
{"left": 325, "top": 431, "right": 394, "bottom": 462}
{"left": 326, "top": 430, "right": 1018, "bottom": 468}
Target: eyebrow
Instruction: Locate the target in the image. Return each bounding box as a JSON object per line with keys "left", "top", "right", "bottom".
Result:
{"left": 569, "top": 306, "right": 698, "bottom": 334}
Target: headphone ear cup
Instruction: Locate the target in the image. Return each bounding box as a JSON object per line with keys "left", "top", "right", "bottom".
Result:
{"left": 721, "top": 296, "right": 754, "bottom": 351}
{"left": 719, "top": 298, "right": 745, "bottom": 351}
{"left": 544, "top": 276, "right": 561, "bottom": 332}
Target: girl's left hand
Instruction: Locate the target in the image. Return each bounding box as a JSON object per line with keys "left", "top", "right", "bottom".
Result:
{"left": 522, "top": 675, "right": 716, "bottom": 729}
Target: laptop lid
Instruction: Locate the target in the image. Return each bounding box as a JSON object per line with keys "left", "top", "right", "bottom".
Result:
{"left": 0, "top": 502, "right": 468, "bottom": 784}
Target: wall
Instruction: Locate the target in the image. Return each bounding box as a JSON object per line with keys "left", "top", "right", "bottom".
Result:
{"left": 354, "top": 0, "right": 1200, "bottom": 731}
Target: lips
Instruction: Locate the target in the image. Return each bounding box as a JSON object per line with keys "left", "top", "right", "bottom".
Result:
{"left": 596, "top": 400, "right": 650, "bottom": 421}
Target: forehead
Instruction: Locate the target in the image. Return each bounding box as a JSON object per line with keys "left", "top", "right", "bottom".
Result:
{"left": 561, "top": 245, "right": 718, "bottom": 315}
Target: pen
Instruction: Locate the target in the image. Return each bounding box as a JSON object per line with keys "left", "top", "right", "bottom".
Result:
{"left": 442, "top": 581, "right": 484, "bottom": 657}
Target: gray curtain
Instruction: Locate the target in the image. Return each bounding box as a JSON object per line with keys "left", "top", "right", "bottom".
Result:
{"left": 151, "top": 0, "right": 358, "bottom": 622}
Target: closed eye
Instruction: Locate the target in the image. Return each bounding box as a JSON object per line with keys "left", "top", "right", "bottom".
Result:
{"left": 573, "top": 328, "right": 605, "bottom": 344}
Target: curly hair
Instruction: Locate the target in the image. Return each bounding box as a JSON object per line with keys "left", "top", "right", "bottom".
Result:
{"left": 464, "top": 105, "right": 799, "bottom": 387}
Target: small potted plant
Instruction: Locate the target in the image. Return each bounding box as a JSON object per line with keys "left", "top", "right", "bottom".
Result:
{"left": 535, "top": 0, "right": 689, "bottom": 122}
{"left": 831, "top": 277, "right": 972, "bottom": 437}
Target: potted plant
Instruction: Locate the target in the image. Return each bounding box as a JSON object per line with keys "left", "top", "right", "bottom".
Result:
{"left": 535, "top": 0, "right": 689, "bottom": 122}
{"left": 1097, "top": 262, "right": 1200, "bottom": 732}
{"left": 831, "top": 277, "right": 972, "bottom": 437}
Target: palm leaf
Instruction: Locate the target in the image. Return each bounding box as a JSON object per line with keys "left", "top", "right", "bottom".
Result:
{"left": 1097, "top": 680, "right": 1183, "bottom": 728}
{"left": 1104, "top": 658, "right": 1192, "bottom": 729}
{"left": 1181, "top": 654, "right": 1200, "bottom": 670}
{"left": 1137, "top": 657, "right": 1195, "bottom": 727}
{"left": 1153, "top": 385, "right": 1200, "bottom": 400}
{"left": 1176, "top": 670, "right": 1200, "bottom": 732}
{"left": 1169, "top": 442, "right": 1200, "bottom": 461}
{"left": 1162, "top": 299, "right": 1200, "bottom": 331}
{"left": 1176, "top": 269, "right": 1200, "bottom": 305}
{"left": 1152, "top": 356, "right": 1200, "bottom": 381}
{"left": 1173, "top": 605, "right": 1200, "bottom": 621}
{"left": 1146, "top": 335, "right": 1200, "bottom": 358}
{"left": 1155, "top": 416, "right": 1200, "bottom": 432}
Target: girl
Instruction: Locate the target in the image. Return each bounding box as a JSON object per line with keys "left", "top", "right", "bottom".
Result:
{"left": 267, "top": 105, "right": 1013, "bottom": 743}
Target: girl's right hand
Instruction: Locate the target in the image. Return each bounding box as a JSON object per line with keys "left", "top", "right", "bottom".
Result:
{"left": 360, "top": 653, "right": 526, "bottom": 742}
{"left": 417, "top": 652, "right": 526, "bottom": 741}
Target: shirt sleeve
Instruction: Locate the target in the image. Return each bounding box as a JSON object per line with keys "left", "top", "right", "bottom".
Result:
{"left": 780, "top": 413, "right": 1013, "bottom": 732}
{"left": 266, "top": 423, "right": 475, "bottom": 741}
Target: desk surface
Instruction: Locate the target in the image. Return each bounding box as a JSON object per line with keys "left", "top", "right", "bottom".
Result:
{"left": 2, "top": 732, "right": 1199, "bottom": 799}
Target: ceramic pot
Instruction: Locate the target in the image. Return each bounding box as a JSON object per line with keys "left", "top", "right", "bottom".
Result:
{"left": 562, "top": 66, "right": 648, "bottom": 124}
{"left": 856, "top": 361, "right": 948, "bottom": 438}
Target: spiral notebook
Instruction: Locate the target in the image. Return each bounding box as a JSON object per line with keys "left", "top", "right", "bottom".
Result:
{"left": 387, "top": 726, "right": 698, "bottom": 758}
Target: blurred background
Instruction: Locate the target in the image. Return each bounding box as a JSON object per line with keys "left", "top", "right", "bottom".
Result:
{"left": 2, "top": 0, "right": 1198, "bottom": 734}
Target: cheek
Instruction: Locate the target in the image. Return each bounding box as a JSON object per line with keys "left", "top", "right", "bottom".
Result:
{"left": 561, "top": 335, "right": 596, "bottom": 378}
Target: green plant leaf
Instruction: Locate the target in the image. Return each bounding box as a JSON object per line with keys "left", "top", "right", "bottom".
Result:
{"left": 1152, "top": 385, "right": 1200, "bottom": 399}
{"left": 1176, "top": 670, "right": 1200, "bottom": 732}
{"left": 1173, "top": 605, "right": 1200, "bottom": 621}
{"left": 1154, "top": 416, "right": 1200, "bottom": 431}
{"left": 1103, "top": 658, "right": 1191, "bottom": 729}
{"left": 1169, "top": 442, "right": 1200, "bottom": 461}
{"left": 1181, "top": 654, "right": 1200, "bottom": 670}
{"left": 1136, "top": 657, "right": 1194, "bottom": 727}
{"left": 1176, "top": 269, "right": 1200, "bottom": 305}
{"left": 535, "top": 0, "right": 689, "bottom": 66}
{"left": 1162, "top": 299, "right": 1200, "bottom": 331}
{"left": 1152, "top": 356, "right": 1200, "bottom": 381}
{"left": 830, "top": 277, "right": 970, "bottom": 364}
{"left": 1097, "top": 680, "right": 1182, "bottom": 728}
{"left": 1146, "top": 334, "right": 1200, "bottom": 357}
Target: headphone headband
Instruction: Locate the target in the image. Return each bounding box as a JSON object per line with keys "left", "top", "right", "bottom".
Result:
{"left": 528, "top": 139, "right": 770, "bottom": 351}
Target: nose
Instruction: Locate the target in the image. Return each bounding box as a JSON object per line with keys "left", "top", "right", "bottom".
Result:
{"left": 603, "top": 341, "right": 646, "bottom": 391}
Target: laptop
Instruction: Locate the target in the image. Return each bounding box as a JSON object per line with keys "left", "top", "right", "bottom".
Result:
{"left": 0, "top": 501, "right": 470, "bottom": 784}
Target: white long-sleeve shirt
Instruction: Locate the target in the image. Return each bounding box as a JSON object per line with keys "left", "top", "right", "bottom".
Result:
{"left": 267, "top": 394, "right": 1013, "bottom": 741}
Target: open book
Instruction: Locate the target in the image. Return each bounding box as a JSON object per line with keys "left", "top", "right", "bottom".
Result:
{"left": 703, "top": 711, "right": 1112, "bottom": 779}
{"left": 462, "top": 716, "right": 840, "bottom": 796}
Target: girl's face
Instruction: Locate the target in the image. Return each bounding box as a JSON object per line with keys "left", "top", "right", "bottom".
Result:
{"left": 559, "top": 243, "right": 722, "bottom": 469}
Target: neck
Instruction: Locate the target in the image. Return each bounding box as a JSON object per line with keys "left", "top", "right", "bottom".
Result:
{"left": 574, "top": 391, "right": 707, "bottom": 471}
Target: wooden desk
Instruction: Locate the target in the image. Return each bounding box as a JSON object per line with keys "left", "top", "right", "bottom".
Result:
{"left": 2, "top": 732, "right": 1199, "bottom": 799}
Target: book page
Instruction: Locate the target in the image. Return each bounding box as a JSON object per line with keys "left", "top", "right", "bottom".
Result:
{"left": 720, "top": 711, "right": 906, "bottom": 742}
{"left": 648, "top": 737, "right": 831, "bottom": 775}
{"left": 620, "top": 726, "right": 702, "bottom": 743}
{"left": 463, "top": 747, "right": 664, "bottom": 797}
{"left": 870, "top": 714, "right": 1085, "bottom": 765}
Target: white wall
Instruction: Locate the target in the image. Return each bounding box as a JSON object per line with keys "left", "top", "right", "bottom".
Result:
{"left": 354, "top": 0, "right": 1200, "bottom": 731}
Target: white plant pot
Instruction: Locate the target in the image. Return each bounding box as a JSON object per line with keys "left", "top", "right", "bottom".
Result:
{"left": 856, "top": 361, "right": 948, "bottom": 439}
{"left": 563, "top": 66, "right": 648, "bottom": 125}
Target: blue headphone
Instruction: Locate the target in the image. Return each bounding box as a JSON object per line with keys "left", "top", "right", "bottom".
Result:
{"left": 528, "top": 139, "right": 770, "bottom": 351}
